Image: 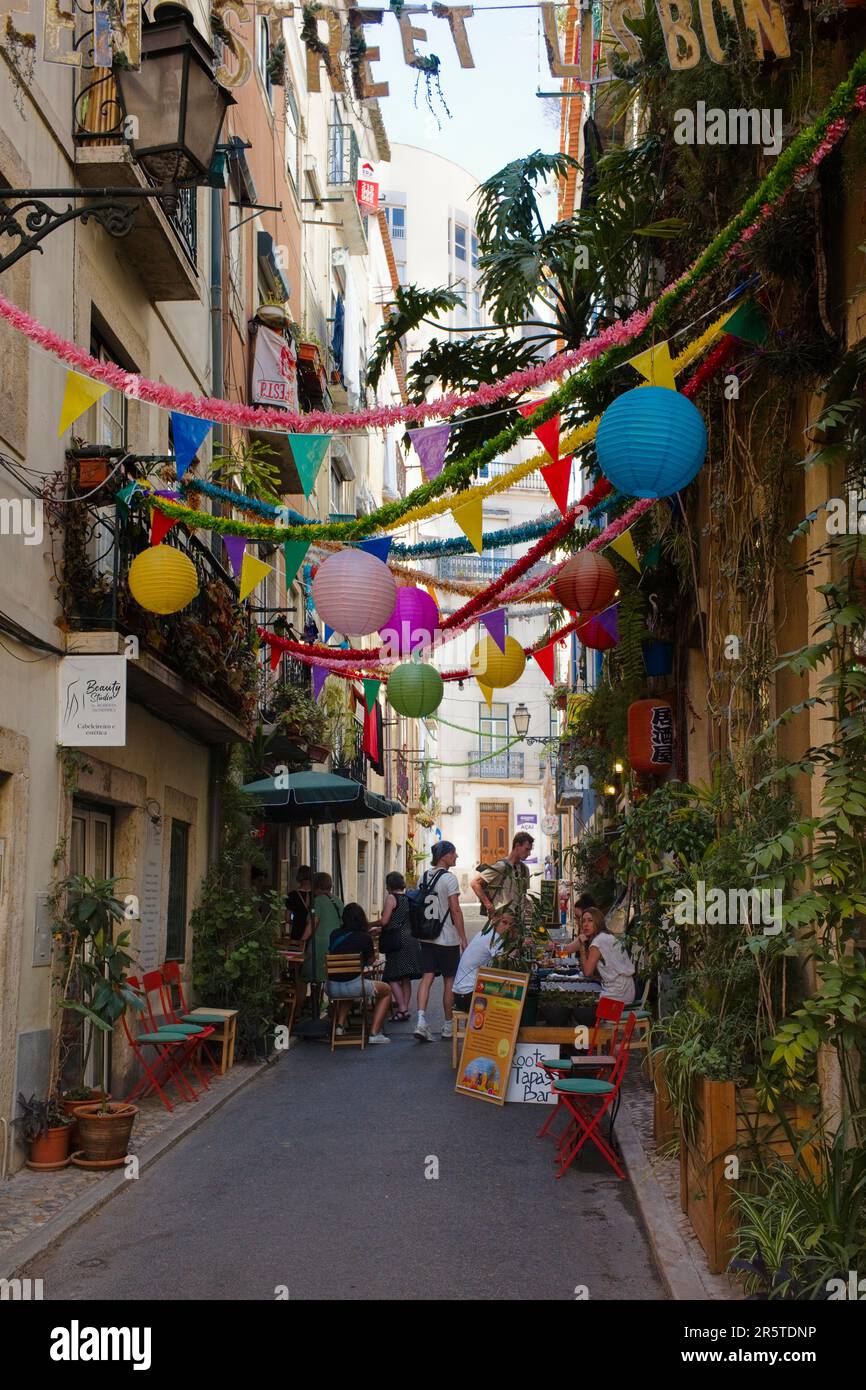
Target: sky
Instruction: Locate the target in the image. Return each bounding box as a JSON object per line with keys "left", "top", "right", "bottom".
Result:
{"left": 372, "top": 4, "right": 560, "bottom": 183}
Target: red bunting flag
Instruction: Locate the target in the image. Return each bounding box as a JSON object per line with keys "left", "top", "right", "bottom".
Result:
{"left": 269, "top": 644, "right": 282, "bottom": 672}
{"left": 150, "top": 509, "right": 178, "bottom": 546}
{"left": 531, "top": 641, "right": 557, "bottom": 685}
{"left": 518, "top": 402, "right": 560, "bottom": 463}
{"left": 540, "top": 456, "right": 572, "bottom": 517}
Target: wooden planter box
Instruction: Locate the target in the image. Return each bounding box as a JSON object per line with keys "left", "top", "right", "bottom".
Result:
{"left": 652, "top": 1054, "right": 678, "bottom": 1152}
{"left": 679, "top": 1077, "right": 819, "bottom": 1274}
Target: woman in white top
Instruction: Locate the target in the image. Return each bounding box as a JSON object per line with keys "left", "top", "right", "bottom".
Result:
{"left": 560, "top": 906, "right": 636, "bottom": 1009}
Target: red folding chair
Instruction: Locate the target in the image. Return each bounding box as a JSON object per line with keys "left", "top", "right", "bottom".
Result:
{"left": 154, "top": 966, "right": 219, "bottom": 1077}
{"left": 122, "top": 1000, "right": 198, "bottom": 1113}
{"left": 129, "top": 973, "right": 211, "bottom": 1101}
{"left": 537, "top": 997, "right": 625, "bottom": 1140}
{"left": 550, "top": 1014, "right": 636, "bottom": 1180}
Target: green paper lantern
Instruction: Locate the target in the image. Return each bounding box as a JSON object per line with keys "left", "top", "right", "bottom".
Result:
{"left": 386, "top": 661, "right": 444, "bottom": 717}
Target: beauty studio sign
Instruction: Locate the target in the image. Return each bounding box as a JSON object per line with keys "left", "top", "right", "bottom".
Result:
{"left": 58, "top": 656, "right": 127, "bottom": 748}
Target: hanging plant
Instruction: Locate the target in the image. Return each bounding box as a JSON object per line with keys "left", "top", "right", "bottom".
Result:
{"left": 410, "top": 53, "right": 450, "bottom": 126}
{"left": 348, "top": 26, "right": 368, "bottom": 101}
{"left": 267, "top": 36, "right": 287, "bottom": 86}
{"left": 2, "top": 18, "right": 36, "bottom": 115}
{"left": 301, "top": 3, "right": 332, "bottom": 78}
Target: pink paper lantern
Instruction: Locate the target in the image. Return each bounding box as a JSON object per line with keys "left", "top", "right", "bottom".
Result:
{"left": 311, "top": 549, "right": 397, "bottom": 637}
{"left": 379, "top": 587, "right": 440, "bottom": 657}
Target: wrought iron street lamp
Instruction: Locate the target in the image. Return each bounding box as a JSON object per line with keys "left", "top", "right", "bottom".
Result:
{"left": 0, "top": 4, "right": 233, "bottom": 273}
{"left": 511, "top": 702, "right": 559, "bottom": 746}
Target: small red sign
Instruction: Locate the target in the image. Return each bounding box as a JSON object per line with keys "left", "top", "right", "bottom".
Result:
{"left": 356, "top": 177, "right": 379, "bottom": 213}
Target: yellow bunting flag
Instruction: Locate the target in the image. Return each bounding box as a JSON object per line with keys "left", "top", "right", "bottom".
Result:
{"left": 58, "top": 371, "right": 110, "bottom": 437}
{"left": 608, "top": 529, "right": 641, "bottom": 573}
{"left": 425, "top": 584, "right": 440, "bottom": 612}
{"left": 477, "top": 681, "right": 494, "bottom": 708}
{"left": 452, "top": 496, "right": 483, "bottom": 554}
{"left": 627, "top": 341, "right": 677, "bottom": 391}
{"left": 239, "top": 551, "right": 273, "bottom": 602}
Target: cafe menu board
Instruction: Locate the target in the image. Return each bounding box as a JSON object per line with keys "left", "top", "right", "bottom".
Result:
{"left": 455, "top": 968, "right": 530, "bottom": 1107}
{"left": 539, "top": 879, "right": 559, "bottom": 928}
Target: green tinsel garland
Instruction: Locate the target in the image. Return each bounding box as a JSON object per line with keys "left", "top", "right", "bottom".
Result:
{"left": 150, "top": 51, "right": 866, "bottom": 547}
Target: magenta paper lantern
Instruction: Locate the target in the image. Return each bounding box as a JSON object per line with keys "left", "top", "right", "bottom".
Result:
{"left": 576, "top": 612, "right": 619, "bottom": 651}
{"left": 379, "top": 586, "right": 440, "bottom": 657}
{"left": 311, "top": 549, "right": 397, "bottom": 636}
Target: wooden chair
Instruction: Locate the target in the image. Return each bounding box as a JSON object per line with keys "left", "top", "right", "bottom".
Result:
{"left": 451, "top": 1011, "right": 469, "bottom": 1069}
{"left": 325, "top": 953, "right": 370, "bottom": 1051}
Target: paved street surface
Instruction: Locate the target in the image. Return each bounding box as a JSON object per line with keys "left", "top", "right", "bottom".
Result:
{"left": 26, "top": 993, "right": 664, "bottom": 1301}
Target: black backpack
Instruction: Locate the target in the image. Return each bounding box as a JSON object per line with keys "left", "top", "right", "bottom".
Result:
{"left": 408, "top": 869, "right": 452, "bottom": 941}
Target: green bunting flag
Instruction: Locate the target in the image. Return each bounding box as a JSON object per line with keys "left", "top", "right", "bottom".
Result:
{"left": 722, "top": 299, "right": 768, "bottom": 345}
{"left": 283, "top": 539, "right": 310, "bottom": 587}
{"left": 363, "top": 679, "right": 381, "bottom": 714}
{"left": 288, "top": 434, "right": 330, "bottom": 498}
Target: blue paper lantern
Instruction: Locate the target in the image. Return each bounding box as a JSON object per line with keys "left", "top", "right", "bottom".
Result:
{"left": 596, "top": 386, "right": 707, "bottom": 498}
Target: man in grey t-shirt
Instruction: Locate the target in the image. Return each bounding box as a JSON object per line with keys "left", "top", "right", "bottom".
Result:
{"left": 414, "top": 841, "right": 467, "bottom": 1043}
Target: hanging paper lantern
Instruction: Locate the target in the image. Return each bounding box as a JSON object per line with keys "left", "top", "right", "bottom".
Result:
{"left": 575, "top": 613, "right": 618, "bottom": 651}
{"left": 628, "top": 698, "right": 674, "bottom": 774}
{"left": 128, "top": 545, "right": 199, "bottom": 615}
{"left": 596, "top": 386, "right": 707, "bottom": 498}
{"left": 386, "top": 661, "right": 444, "bottom": 717}
{"left": 379, "top": 586, "right": 440, "bottom": 658}
{"left": 311, "top": 548, "right": 397, "bottom": 637}
{"left": 551, "top": 551, "right": 618, "bottom": 614}
{"left": 469, "top": 635, "right": 526, "bottom": 689}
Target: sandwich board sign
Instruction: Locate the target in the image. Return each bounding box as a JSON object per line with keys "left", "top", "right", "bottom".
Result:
{"left": 455, "top": 967, "right": 529, "bottom": 1106}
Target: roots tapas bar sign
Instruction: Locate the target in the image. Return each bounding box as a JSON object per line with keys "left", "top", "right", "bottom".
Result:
{"left": 27, "top": 0, "right": 792, "bottom": 84}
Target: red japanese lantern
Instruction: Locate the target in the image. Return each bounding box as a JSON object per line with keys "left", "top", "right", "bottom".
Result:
{"left": 628, "top": 698, "right": 674, "bottom": 774}
{"left": 551, "top": 551, "right": 618, "bottom": 614}
{"left": 575, "top": 610, "right": 618, "bottom": 651}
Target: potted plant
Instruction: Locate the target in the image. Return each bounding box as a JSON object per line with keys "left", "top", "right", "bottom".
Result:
{"left": 67, "top": 439, "right": 113, "bottom": 488}
{"left": 53, "top": 873, "right": 145, "bottom": 1167}
{"left": 256, "top": 291, "right": 288, "bottom": 329}
{"left": 60, "top": 1084, "right": 110, "bottom": 1148}
{"left": 15, "top": 1094, "right": 72, "bottom": 1170}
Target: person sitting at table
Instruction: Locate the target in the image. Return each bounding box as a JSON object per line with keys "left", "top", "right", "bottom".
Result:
{"left": 327, "top": 903, "right": 393, "bottom": 1044}
{"left": 451, "top": 912, "right": 513, "bottom": 1014}
{"left": 558, "top": 905, "right": 635, "bottom": 1022}
{"left": 285, "top": 865, "right": 312, "bottom": 942}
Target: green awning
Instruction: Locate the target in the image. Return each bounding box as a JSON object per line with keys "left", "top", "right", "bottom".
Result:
{"left": 242, "top": 771, "right": 406, "bottom": 825}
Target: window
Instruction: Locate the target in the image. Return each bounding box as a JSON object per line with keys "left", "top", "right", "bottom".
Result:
{"left": 358, "top": 838, "right": 368, "bottom": 889}
{"left": 256, "top": 16, "right": 272, "bottom": 105}
{"left": 470, "top": 289, "right": 481, "bottom": 324}
{"left": 165, "top": 820, "right": 190, "bottom": 962}
{"left": 387, "top": 205, "right": 406, "bottom": 240}
{"left": 330, "top": 463, "right": 345, "bottom": 515}
{"left": 453, "top": 222, "right": 467, "bottom": 262}
{"left": 228, "top": 173, "right": 245, "bottom": 325}
{"left": 88, "top": 334, "right": 127, "bottom": 449}
{"left": 285, "top": 83, "right": 300, "bottom": 190}
{"left": 471, "top": 231, "right": 479, "bottom": 268}
{"left": 479, "top": 701, "right": 508, "bottom": 752}
{"left": 396, "top": 261, "right": 408, "bottom": 286}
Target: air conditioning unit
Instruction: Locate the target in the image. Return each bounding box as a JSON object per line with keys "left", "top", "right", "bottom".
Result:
{"left": 444, "top": 804, "right": 460, "bottom": 815}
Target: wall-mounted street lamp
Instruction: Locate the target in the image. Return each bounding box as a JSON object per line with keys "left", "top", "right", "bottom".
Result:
{"left": 512, "top": 703, "right": 560, "bottom": 746}
{"left": 0, "top": 5, "right": 233, "bottom": 272}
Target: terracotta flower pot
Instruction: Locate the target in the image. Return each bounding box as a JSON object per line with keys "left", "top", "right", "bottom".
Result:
{"left": 75, "top": 1102, "right": 138, "bottom": 1165}
{"left": 29, "top": 1124, "right": 71, "bottom": 1167}
{"left": 78, "top": 458, "right": 112, "bottom": 487}
{"left": 62, "top": 1091, "right": 110, "bottom": 1147}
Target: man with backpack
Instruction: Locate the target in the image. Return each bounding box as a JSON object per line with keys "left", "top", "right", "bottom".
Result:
{"left": 470, "top": 831, "right": 534, "bottom": 918}
{"left": 410, "top": 841, "right": 466, "bottom": 1043}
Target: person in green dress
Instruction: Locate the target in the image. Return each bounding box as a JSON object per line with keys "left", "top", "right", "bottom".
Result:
{"left": 301, "top": 871, "right": 344, "bottom": 990}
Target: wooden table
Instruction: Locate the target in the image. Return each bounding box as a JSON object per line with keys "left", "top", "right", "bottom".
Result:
{"left": 517, "top": 1026, "right": 582, "bottom": 1045}
{"left": 189, "top": 1007, "right": 238, "bottom": 1074}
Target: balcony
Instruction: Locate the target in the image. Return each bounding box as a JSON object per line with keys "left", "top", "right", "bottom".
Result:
{"left": 255, "top": 645, "right": 322, "bottom": 764}
{"left": 59, "top": 476, "right": 255, "bottom": 743}
{"left": 471, "top": 750, "right": 525, "bottom": 780}
{"left": 326, "top": 123, "right": 368, "bottom": 256}
{"left": 478, "top": 461, "right": 550, "bottom": 492}
{"left": 555, "top": 755, "right": 587, "bottom": 811}
{"left": 332, "top": 723, "right": 367, "bottom": 787}
{"left": 436, "top": 554, "right": 512, "bottom": 583}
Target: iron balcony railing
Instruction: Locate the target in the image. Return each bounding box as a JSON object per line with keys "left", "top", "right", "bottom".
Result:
{"left": 167, "top": 185, "right": 197, "bottom": 269}
{"left": 328, "top": 122, "right": 360, "bottom": 187}
{"left": 436, "top": 554, "right": 512, "bottom": 582}
{"left": 472, "top": 749, "right": 525, "bottom": 780}
{"left": 332, "top": 723, "right": 367, "bottom": 786}
{"left": 478, "top": 460, "right": 549, "bottom": 492}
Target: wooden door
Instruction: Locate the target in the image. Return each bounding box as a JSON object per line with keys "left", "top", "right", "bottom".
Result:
{"left": 479, "top": 802, "right": 509, "bottom": 864}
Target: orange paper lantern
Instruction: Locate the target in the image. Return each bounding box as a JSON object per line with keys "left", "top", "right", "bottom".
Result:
{"left": 551, "top": 551, "right": 618, "bottom": 614}
{"left": 628, "top": 698, "right": 674, "bottom": 774}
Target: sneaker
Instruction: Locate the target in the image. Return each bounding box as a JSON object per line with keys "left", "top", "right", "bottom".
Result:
{"left": 414, "top": 1020, "right": 434, "bottom": 1042}
{"left": 440, "top": 1021, "right": 453, "bottom": 1039}
{"left": 368, "top": 1033, "right": 391, "bottom": 1045}
{"left": 335, "top": 1026, "right": 345, "bottom": 1037}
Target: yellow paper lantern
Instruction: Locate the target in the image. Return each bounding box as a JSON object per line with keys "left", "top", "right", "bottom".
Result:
{"left": 128, "top": 545, "right": 199, "bottom": 615}
{"left": 469, "top": 634, "right": 526, "bottom": 689}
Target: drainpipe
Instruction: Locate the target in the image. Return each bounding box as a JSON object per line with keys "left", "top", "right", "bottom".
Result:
{"left": 208, "top": 184, "right": 225, "bottom": 869}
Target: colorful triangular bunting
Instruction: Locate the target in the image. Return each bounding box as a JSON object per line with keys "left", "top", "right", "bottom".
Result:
{"left": 597, "top": 604, "right": 619, "bottom": 641}
{"left": 58, "top": 371, "right": 110, "bottom": 437}
{"left": 643, "top": 541, "right": 662, "bottom": 570}
{"left": 480, "top": 609, "right": 507, "bottom": 654}
{"left": 283, "top": 539, "right": 310, "bottom": 588}
{"left": 453, "top": 496, "right": 483, "bottom": 554}
{"left": 150, "top": 509, "right": 178, "bottom": 546}
{"left": 269, "top": 643, "right": 282, "bottom": 672}
{"left": 363, "top": 678, "right": 381, "bottom": 714}
{"left": 518, "top": 402, "right": 560, "bottom": 462}
{"left": 312, "top": 665, "right": 327, "bottom": 701}
{"left": 324, "top": 624, "right": 335, "bottom": 642}
{"left": 357, "top": 536, "right": 393, "bottom": 564}
{"left": 171, "top": 411, "right": 213, "bottom": 479}
{"left": 722, "top": 299, "right": 768, "bottom": 345}
{"left": 239, "top": 551, "right": 273, "bottom": 602}
{"left": 116, "top": 481, "right": 139, "bottom": 514}
{"left": 541, "top": 456, "right": 572, "bottom": 517}
{"left": 477, "top": 680, "right": 494, "bottom": 708}
{"left": 407, "top": 423, "right": 451, "bottom": 482}
{"left": 288, "top": 434, "right": 330, "bottom": 498}
{"left": 608, "top": 529, "right": 641, "bottom": 573}
{"left": 425, "top": 584, "right": 440, "bottom": 612}
{"left": 531, "top": 642, "right": 556, "bottom": 685}
{"left": 223, "top": 535, "right": 247, "bottom": 578}
{"left": 627, "top": 341, "right": 677, "bottom": 391}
